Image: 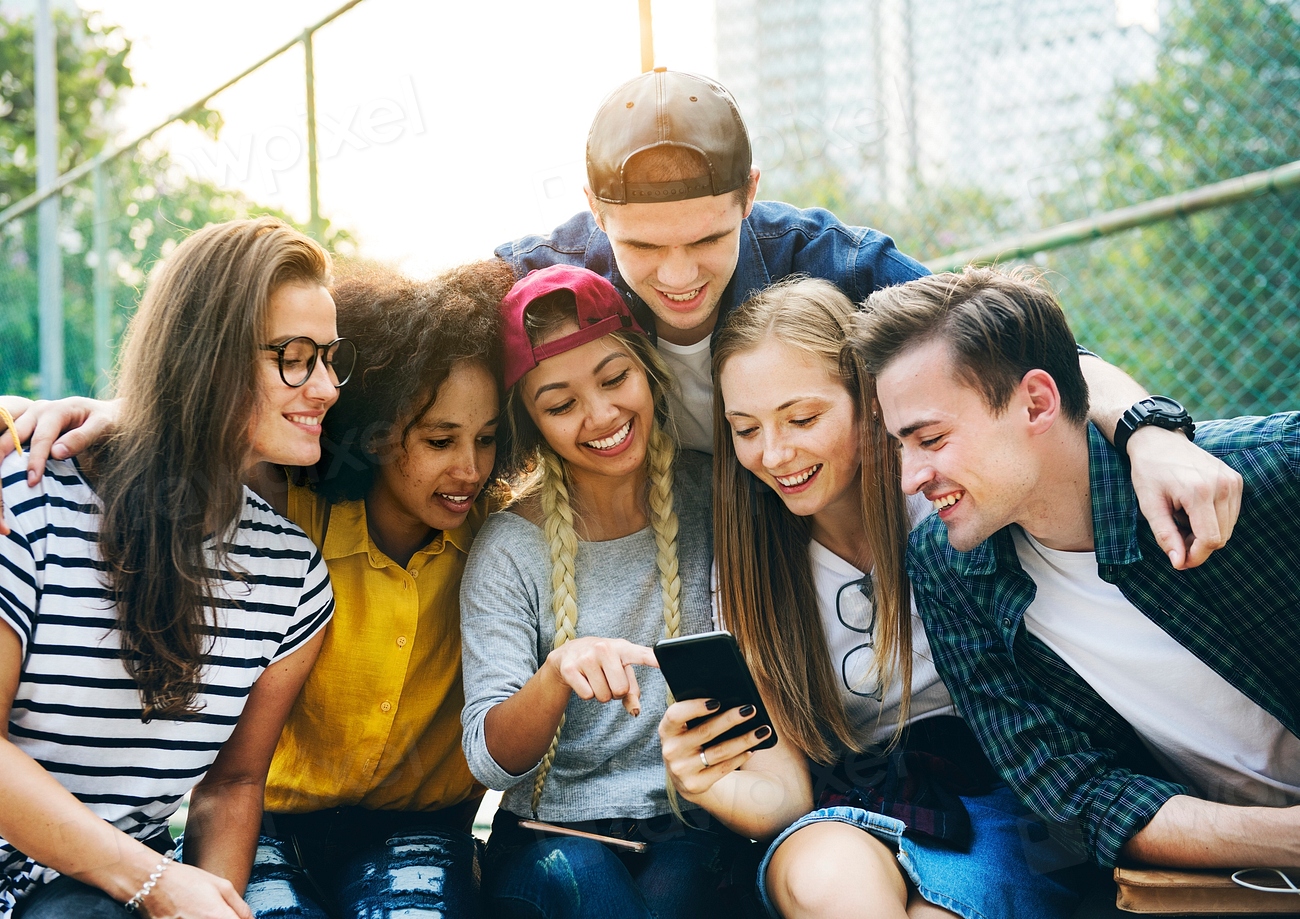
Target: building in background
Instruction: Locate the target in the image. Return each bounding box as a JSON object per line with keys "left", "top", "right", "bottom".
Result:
{"left": 716, "top": 0, "right": 1161, "bottom": 225}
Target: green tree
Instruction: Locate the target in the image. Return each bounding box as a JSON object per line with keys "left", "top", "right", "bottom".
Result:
{"left": 0, "top": 8, "right": 351, "bottom": 397}
{"left": 1055, "top": 0, "right": 1300, "bottom": 416}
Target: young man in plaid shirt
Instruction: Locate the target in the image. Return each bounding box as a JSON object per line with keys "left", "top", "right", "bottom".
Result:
{"left": 853, "top": 266, "right": 1299, "bottom": 870}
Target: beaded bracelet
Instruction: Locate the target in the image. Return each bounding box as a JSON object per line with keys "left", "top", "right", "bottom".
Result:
{"left": 124, "top": 852, "right": 174, "bottom": 913}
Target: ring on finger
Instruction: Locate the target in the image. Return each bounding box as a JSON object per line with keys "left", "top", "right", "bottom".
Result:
{"left": 699, "top": 749, "right": 709, "bottom": 769}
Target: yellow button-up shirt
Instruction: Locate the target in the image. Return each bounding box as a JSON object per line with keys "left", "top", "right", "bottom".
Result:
{"left": 264, "top": 484, "right": 485, "bottom": 814}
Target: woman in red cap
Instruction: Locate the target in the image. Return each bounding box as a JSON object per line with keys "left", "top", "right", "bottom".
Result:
{"left": 459, "top": 265, "right": 768, "bottom": 919}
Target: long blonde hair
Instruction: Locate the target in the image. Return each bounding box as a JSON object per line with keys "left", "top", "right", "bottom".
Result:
{"left": 499, "top": 290, "right": 683, "bottom": 814}
{"left": 712, "top": 277, "right": 913, "bottom": 764}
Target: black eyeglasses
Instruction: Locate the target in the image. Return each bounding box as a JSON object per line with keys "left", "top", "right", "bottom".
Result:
{"left": 260, "top": 337, "right": 357, "bottom": 388}
{"left": 836, "top": 574, "right": 883, "bottom": 700}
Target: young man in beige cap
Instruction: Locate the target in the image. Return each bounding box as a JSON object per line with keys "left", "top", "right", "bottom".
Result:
{"left": 494, "top": 68, "right": 1241, "bottom": 571}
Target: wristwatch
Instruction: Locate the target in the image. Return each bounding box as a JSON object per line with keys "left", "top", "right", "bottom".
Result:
{"left": 1114, "top": 396, "right": 1196, "bottom": 456}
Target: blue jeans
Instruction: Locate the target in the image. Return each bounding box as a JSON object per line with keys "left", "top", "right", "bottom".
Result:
{"left": 485, "top": 810, "right": 732, "bottom": 919}
{"left": 243, "top": 823, "right": 481, "bottom": 919}
{"left": 12, "top": 877, "right": 132, "bottom": 919}
{"left": 14, "top": 832, "right": 174, "bottom": 919}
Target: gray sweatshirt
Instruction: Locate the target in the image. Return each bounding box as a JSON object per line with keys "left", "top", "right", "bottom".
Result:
{"left": 460, "top": 450, "right": 713, "bottom": 822}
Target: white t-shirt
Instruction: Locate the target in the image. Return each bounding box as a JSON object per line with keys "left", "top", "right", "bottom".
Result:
{"left": 657, "top": 337, "right": 714, "bottom": 454}
{"left": 1013, "top": 528, "right": 1300, "bottom": 807}
{"left": 810, "top": 493, "right": 955, "bottom": 744}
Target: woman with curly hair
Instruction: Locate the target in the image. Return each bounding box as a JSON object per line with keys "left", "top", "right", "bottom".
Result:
{"left": 237, "top": 259, "right": 515, "bottom": 919}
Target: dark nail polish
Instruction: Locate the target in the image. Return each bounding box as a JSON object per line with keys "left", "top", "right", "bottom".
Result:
{"left": 755, "top": 725, "right": 772, "bottom": 740}
{"left": 705, "top": 699, "right": 721, "bottom": 711}
{"left": 739, "top": 704, "right": 755, "bottom": 717}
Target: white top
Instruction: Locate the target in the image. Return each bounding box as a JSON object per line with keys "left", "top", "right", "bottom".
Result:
{"left": 1014, "top": 528, "right": 1300, "bottom": 807}
{"left": 810, "top": 494, "right": 954, "bottom": 744}
{"left": 657, "top": 337, "right": 715, "bottom": 454}
{"left": 0, "top": 453, "right": 335, "bottom": 916}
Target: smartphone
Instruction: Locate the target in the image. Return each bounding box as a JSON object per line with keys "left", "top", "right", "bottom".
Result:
{"left": 654, "top": 630, "right": 777, "bottom": 752}
{"left": 517, "top": 818, "right": 649, "bottom": 853}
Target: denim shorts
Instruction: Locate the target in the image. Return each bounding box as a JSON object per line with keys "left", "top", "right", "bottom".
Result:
{"left": 756, "top": 785, "right": 1093, "bottom": 919}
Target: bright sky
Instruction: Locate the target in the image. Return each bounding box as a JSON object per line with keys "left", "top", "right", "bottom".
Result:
{"left": 77, "top": 0, "right": 718, "bottom": 277}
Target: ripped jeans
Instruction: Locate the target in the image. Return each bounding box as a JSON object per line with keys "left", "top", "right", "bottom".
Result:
{"left": 243, "top": 806, "right": 481, "bottom": 919}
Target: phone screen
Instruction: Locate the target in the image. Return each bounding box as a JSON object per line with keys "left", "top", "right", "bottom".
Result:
{"left": 654, "top": 630, "right": 777, "bottom": 751}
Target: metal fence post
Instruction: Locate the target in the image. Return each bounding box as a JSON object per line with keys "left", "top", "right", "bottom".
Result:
{"left": 639, "top": 0, "right": 654, "bottom": 72}
{"left": 36, "top": 0, "right": 63, "bottom": 399}
{"left": 304, "top": 28, "right": 323, "bottom": 242}
{"left": 93, "top": 163, "right": 111, "bottom": 396}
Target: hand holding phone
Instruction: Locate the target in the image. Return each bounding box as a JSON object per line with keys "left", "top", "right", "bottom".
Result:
{"left": 655, "top": 631, "right": 778, "bottom": 796}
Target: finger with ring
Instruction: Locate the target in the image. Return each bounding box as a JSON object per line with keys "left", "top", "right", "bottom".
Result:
{"left": 699, "top": 749, "right": 709, "bottom": 769}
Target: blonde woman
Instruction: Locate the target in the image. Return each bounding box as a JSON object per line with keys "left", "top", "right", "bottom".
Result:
{"left": 658, "top": 278, "right": 1087, "bottom": 919}
{"left": 459, "top": 266, "right": 753, "bottom": 919}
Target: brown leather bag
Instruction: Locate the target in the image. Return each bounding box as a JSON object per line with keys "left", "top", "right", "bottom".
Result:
{"left": 1114, "top": 866, "right": 1300, "bottom": 914}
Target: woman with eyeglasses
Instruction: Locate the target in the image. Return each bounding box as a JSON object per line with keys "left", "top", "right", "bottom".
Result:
{"left": 0, "top": 260, "right": 517, "bottom": 919}
{"left": 657, "top": 278, "right": 1086, "bottom": 919}
{"left": 0, "top": 218, "right": 340, "bottom": 919}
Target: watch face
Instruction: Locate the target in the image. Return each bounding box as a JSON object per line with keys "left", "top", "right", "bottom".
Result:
{"left": 1148, "top": 396, "right": 1186, "bottom": 415}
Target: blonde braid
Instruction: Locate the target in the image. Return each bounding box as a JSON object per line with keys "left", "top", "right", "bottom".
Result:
{"left": 645, "top": 422, "right": 691, "bottom": 818}
{"left": 646, "top": 423, "right": 681, "bottom": 639}
{"left": 531, "top": 447, "right": 581, "bottom": 816}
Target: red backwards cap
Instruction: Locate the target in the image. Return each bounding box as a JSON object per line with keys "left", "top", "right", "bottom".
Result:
{"left": 501, "top": 265, "right": 646, "bottom": 390}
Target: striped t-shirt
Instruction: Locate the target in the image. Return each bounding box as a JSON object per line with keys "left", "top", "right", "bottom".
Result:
{"left": 0, "top": 452, "right": 334, "bottom": 915}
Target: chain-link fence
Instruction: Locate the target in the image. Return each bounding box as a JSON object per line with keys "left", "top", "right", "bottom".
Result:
{"left": 721, "top": 0, "right": 1300, "bottom": 419}
{"left": 6, "top": 1, "right": 1298, "bottom": 415}
{"left": 0, "top": 4, "right": 358, "bottom": 400}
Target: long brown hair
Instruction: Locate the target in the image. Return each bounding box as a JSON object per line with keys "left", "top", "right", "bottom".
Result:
{"left": 712, "top": 277, "right": 913, "bottom": 764}
{"left": 96, "top": 217, "right": 329, "bottom": 720}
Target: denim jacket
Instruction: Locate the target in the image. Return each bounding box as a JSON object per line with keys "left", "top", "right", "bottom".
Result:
{"left": 494, "top": 201, "right": 928, "bottom": 340}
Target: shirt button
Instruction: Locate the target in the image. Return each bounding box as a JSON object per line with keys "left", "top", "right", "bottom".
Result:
{"left": 409, "top": 568, "right": 419, "bottom": 579}
{"left": 396, "top": 636, "right": 407, "bottom": 648}
{"left": 380, "top": 701, "right": 392, "bottom": 713}
{"left": 1002, "top": 618, "right": 1012, "bottom": 628}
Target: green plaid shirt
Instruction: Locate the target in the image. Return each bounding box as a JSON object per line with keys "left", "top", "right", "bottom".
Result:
{"left": 907, "top": 413, "right": 1300, "bottom": 867}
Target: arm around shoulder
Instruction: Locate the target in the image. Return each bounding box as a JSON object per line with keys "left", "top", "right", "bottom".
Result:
{"left": 1078, "top": 357, "right": 1242, "bottom": 570}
